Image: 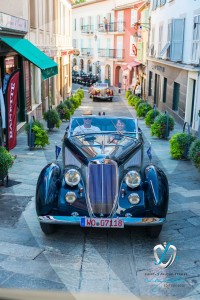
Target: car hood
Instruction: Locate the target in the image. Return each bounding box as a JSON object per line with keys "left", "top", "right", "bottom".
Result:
{"left": 65, "top": 133, "right": 142, "bottom": 165}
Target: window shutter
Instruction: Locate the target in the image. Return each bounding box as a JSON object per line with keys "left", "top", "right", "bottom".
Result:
{"left": 170, "top": 18, "right": 185, "bottom": 61}
{"left": 152, "top": 0, "right": 158, "bottom": 10}
{"left": 137, "top": 42, "right": 143, "bottom": 61}
{"left": 160, "top": 0, "right": 166, "bottom": 6}
{"left": 191, "top": 15, "right": 200, "bottom": 64}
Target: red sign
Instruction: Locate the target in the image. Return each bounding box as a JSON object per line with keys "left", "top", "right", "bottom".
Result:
{"left": 132, "top": 44, "right": 137, "bottom": 56}
{"left": 6, "top": 69, "right": 20, "bottom": 150}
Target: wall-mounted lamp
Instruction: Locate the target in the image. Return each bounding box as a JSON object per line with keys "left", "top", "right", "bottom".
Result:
{"left": 134, "top": 22, "right": 150, "bottom": 29}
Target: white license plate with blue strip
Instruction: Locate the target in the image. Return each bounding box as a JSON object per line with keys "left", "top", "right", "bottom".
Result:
{"left": 80, "top": 218, "right": 124, "bottom": 228}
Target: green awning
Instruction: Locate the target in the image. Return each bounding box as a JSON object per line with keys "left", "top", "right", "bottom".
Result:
{"left": 0, "top": 37, "right": 58, "bottom": 80}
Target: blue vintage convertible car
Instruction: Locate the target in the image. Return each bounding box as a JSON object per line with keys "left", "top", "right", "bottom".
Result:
{"left": 36, "top": 116, "right": 169, "bottom": 237}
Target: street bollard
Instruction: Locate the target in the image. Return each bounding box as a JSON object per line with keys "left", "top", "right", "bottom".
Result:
{"left": 165, "top": 111, "right": 169, "bottom": 139}
{"left": 198, "top": 111, "right": 200, "bottom": 139}
{"left": 153, "top": 104, "right": 157, "bottom": 119}
{"left": 183, "top": 122, "right": 191, "bottom": 159}
{"left": 145, "top": 100, "right": 149, "bottom": 115}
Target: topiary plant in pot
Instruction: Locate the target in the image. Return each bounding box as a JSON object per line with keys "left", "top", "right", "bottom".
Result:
{"left": 0, "top": 146, "right": 15, "bottom": 184}
{"left": 56, "top": 103, "right": 71, "bottom": 121}
{"left": 151, "top": 113, "right": 175, "bottom": 139}
{"left": 136, "top": 103, "right": 152, "bottom": 118}
{"left": 170, "top": 132, "right": 196, "bottom": 160}
{"left": 145, "top": 108, "right": 160, "bottom": 127}
{"left": 189, "top": 139, "right": 200, "bottom": 171}
{"left": 43, "top": 109, "right": 62, "bottom": 129}
{"left": 25, "top": 120, "right": 49, "bottom": 148}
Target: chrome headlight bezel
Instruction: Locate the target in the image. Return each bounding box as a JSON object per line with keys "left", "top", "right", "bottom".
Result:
{"left": 124, "top": 170, "right": 141, "bottom": 189}
{"left": 64, "top": 168, "right": 81, "bottom": 187}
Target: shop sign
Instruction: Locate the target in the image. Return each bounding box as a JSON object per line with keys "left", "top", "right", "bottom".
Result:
{"left": 153, "top": 65, "right": 165, "bottom": 72}
{"left": 6, "top": 69, "right": 20, "bottom": 150}
{"left": 73, "top": 49, "right": 80, "bottom": 56}
{"left": 0, "top": 12, "right": 28, "bottom": 33}
{"left": 73, "top": 65, "right": 79, "bottom": 71}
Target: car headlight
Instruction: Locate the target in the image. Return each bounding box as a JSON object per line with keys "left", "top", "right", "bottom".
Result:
{"left": 128, "top": 193, "right": 140, "bottom": 205}
{"left": 64, "top": 169, "right": 81, "bottom": 186}
{"left": 65, "top": 192, "right": 77, "bottom": 204}
{"left": 125, "top": 170, "right": 141, "bottom": 188}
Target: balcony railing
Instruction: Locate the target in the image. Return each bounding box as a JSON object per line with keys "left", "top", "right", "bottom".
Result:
{"left": 97, "top": 22, "right": 125, "bottom": 33}
{"left": 81, "top": 25, "right": 94, "bottom": 34}
{"left": 81, "top": 48, "right": 93, "bottom": 56}
{"left": 98, "top": 48, "right": 124, "bottom": 59}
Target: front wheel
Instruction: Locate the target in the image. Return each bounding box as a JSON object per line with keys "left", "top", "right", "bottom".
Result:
{"left": 40, "top": 222, "right": 57, "bottom": 235}
{"left": 146, "top": 225, "right": 162, "bottom": 238}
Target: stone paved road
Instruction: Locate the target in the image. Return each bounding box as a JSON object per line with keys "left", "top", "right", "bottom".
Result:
{"left": 0, "top": 86, "right": 200, "bottom": 299}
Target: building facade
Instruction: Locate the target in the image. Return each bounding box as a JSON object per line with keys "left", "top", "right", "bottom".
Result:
{"left": 113, "top": 0, "right": 149, "bottom": 95}
{"left": 0, "top": 0, "right": 73, "bottom": 149}
{"left": 27, "top": 0, "right": 74, "bottom": 120}
{"left": 147, "top": 0, "right": 200, "bottom": 133}
{"left": 72, "top": 0, "right": 115, "bottom": 86}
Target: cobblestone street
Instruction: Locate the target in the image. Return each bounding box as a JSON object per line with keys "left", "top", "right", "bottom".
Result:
{"left": 0, "top": 89, "right": 200, "bottom": 299}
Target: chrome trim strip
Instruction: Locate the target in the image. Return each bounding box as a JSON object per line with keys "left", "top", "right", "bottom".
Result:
{"left": 38, "top": 216, "right": 166, "bottom": 226}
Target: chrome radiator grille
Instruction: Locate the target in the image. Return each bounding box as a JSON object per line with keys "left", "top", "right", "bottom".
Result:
{"left": 87, "top": 161, "right": 118, "bottom": 216}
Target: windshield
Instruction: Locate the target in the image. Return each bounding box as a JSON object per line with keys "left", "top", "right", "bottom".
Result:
{"left": 69, "top": 116, "right": 137, "bottom": 137}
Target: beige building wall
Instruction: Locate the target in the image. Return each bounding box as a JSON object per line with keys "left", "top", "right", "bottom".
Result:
{"left": 27, "top": 0, "right": 73, "bottom": 118}
{"left": 0, "top": 0, "right": 29, "bottom": 20}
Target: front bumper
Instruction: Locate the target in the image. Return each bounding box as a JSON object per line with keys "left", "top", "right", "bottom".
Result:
{"left": 38, "top": 216, "right": 165, "bottom": 226}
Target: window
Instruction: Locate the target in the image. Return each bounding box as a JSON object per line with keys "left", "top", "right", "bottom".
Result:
{"left": 148, "top": 71, "right": 152, "bottom": 96}
{"left": 170, "top": 18, "right": 185, "bottom": 62}
{"left": 74, "top": 18, "right": 76, "bottom": 31}
{"left": 158, "top": 25, "right": 163, "bottom": 56}
{"left": 163, "top": 78, "right": 167, "bottom": 103}
{"left": 130, "top": 36, "right": 137, "bottom": 56}
{"left": 30, "top": 0, "right": 36, "bottom": 28}
{"left": 172, "top": 82, "right": 180, "bottom": 111}
{"left": 166, "top": 22, "right": 172, "bottom": 59}
{"left": 192, "top": 15, "right": 200, "bottom": 64}
{"left": 131, "top": 9, "right": 137, "bottom": 26}
{"left": 45, "top": 0, "right": 49, "bottom": 31}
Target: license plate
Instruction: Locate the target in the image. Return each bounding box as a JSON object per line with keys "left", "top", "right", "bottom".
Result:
{"left": 80, "top": 218, "right": 124, "bottom": 228}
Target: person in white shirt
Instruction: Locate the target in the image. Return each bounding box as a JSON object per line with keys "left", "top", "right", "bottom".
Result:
{"left": 73, "top": 118, "right": 101, "bottom": 135}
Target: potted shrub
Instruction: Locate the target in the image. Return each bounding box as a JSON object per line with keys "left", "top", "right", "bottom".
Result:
{"left": 0, "top": 146, "right": 15, "bottom": 184}
{"left": 64, "top": 99, "right": 75, "bottom": 115}
{"left": 145, "top": 109, "right": 160, "bottom": 127}
{"left": 170, "top": 132, "right": 196, "bottom": 160}
{"left": 25, "top": 120, "right": 49, "bottom": 148}
{"left": 189, "top": 140, "right": 200, "bottom": 171}
{"left": 136, "top": 103, "right": 152, "bottom": 118}
{"left": 43, "top": 109, "right": 62, "bottom": 129}
{"left": 125, "top": 90, "right": 132, "bottom": 99}
{"left": 151, "top": 113, "right": 175, "bottom": 139}
{"left": 56, "top": 103, "right": 71, "bottom": 121}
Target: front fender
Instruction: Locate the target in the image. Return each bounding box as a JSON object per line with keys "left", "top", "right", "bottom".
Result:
{"left": 144, "top": 165, "right": 169, "bottom": 218}
{"left": 36, "top": 163, "right": 61, "bottom": 215}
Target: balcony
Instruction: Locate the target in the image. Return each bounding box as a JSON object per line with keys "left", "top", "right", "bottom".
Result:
{"left": 81, "top": 48, "right": 93, "bottom": 56}
{"left": 98, "top": 48, "right": 124, "bottom": 59}
{"left": 81, "top": 25, "right": 94, "bottom": 34}
{"left": 97, "top": 22, "right": 125, "bottom": 33}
